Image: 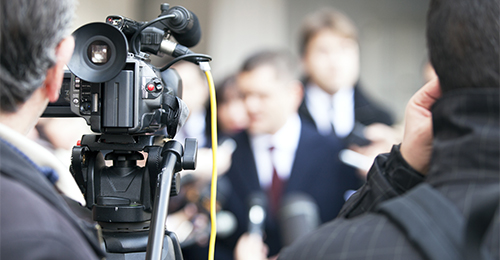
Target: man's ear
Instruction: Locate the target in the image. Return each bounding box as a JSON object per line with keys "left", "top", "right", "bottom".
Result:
{"left": 43, "top": 36, "right": 75, "bottom": 103}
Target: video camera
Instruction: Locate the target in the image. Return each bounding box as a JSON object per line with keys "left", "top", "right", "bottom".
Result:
{"left": 43, "top": 3, "right": 212, "bottom": 260}
{"left": 44, "top": 3, "right": 210, "bottom": 137}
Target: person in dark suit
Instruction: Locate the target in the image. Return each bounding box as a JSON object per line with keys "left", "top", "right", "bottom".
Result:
{"left": 275, "top": 0, "right": 500, "bottom": 259}
{"left": 298, "top": 8, "right": 394, "bottom": 144}
{"left": 215, "top": 50, "right": 361, "bottom": 259}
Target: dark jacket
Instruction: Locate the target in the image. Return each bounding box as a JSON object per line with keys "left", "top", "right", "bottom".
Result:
{"left": 215, "top": 119, "right": 362, "bottom": 259}
{"left": 279, "top": 88, "right": 500, "bottom": 260}
{"left": 0, "top": 138, "right": 105, "bottom": 260}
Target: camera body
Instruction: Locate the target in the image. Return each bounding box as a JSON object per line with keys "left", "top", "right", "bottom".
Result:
{"left": 43, "top": 4, "right": 202, "bottom": 137}
{"left": 67, "top": 56, "right": 180, "bottom": 135}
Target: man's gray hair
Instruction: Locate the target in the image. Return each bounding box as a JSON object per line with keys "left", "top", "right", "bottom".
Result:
{"left": 0, "top": 0, "right": 76, "bottom": 112}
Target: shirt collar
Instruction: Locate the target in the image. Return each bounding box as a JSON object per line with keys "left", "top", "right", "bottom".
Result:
{"left": 0, "top": 122, "right": 86, "bottom": 205}
{"left": 251, "top": 113, "right": 301, "bottom": 150}
{"left": 305, "top": 83, "right": 355, "bottom": 137}
{"left": 250, "top": 114, "right": 302, "bottom": 187}
{"left": 271, "top": 113, "right": 301, "bottom": 151}
{"left": 0, "top": 137, "right": 59, "bottom": 184}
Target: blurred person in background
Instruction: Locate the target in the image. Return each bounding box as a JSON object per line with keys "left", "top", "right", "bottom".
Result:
{"left": 298, "top": 8, "right": 398, "bottom": 178}
{"left": 166, "top": 61, "right": 242, "bottom": 260}
{"left": 172, "top": 60, "right": 211, "bottom": 148}
{"left": 216, "top": 74, "right": 250, "bottom": 138}
{"left": 162, "top": 60, "right": 212, "bottom": 259}
{"left": 170, "top": 61, "right": 236, "bottom": 181}
{"left": 299, "top": 8, "right": 394, "bottom": 139}
{"left": 214, "top": 50, "right": 361, "bottom": 259}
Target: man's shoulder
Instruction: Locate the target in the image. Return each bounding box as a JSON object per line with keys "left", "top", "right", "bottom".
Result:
{"left": 1, "top": 174, "right": 64, "bottom": 229}
{"left": 0, "top": 170, "right": 99, "bottom": 259}
{"left": 0, "top": 138, "right": 40, "bottom": 178}
{"left": 0, "top": 135, "right": 105, "bottom": 259}
{"left": 278, "top": 213, "right": 421, "bottom": 260}
{"left": 224, "top": 131, "right": 257, "bottom": 176}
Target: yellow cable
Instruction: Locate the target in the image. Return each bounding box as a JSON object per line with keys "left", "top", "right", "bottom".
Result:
{"left": 203, "top": 68, "right": 218, "bottom": 260}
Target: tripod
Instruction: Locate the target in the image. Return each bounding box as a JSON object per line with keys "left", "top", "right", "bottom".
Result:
{"left": 71, "top": 134, "right": 197, "bottom": 260}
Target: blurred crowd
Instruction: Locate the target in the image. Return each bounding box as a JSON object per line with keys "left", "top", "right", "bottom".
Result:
{"left": 32, "top": 6, "right": 437, "bottom": 260}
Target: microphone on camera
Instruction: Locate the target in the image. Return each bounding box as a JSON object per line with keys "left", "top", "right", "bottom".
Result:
{"left": 278, "top": 193, "right": 320, "bottom": 246}
{"left": 248, "top": 192, "right": 267, "bottom": 238}
{"left": 165, "top": 6, "right": 201, "bottom": 47}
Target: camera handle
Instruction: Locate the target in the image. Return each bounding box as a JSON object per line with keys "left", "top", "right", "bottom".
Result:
{"left": 146, "top": 139, "right": 196, "bottom": 260}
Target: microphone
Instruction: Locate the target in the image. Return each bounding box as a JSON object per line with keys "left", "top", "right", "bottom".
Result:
{"left": 278, "top": 193, "right": 320, "bottom": 246}
{"left": 216, "top": 210, "right": 238, "bottom": 239}
{"left": 248, "top": 192, "right": 267, "bottom": 238}
{"left": 165, "top": 6, "right": 201, "bottom": 47}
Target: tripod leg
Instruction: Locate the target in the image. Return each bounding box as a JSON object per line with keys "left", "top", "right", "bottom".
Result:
{"left": 146, "top": 140, "right": 183, "bottom": 260}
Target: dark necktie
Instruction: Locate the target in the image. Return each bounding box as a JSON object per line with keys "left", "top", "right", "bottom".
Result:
{"left": 268, "top": 146, "right": 285, "bottom": 217}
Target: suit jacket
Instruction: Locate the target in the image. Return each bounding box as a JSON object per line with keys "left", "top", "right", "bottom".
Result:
{"left": 215, "top": 119, "right": 361, "bottom": 259}
{"left": 299, "top": 82, "right": 394, "bottom": 143}
{"left": 278, "top": 88, "right": 500, "bottom": 260}
{"left": 0, "top": 138, "right": 105, "bottom": 260}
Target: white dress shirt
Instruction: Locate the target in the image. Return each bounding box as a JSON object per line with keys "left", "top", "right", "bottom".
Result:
{"left": 305, "top": 83, "right": 355, "bottom": 138}
{"left": 250, "top": 114, "right": 301, "bottom": 189}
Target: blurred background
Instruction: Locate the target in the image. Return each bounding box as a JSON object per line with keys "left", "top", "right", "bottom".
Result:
{"left": 73, "top": 0, "right": 430, "bottom": 123}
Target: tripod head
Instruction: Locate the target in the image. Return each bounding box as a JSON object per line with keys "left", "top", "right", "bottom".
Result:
{"left": 71, "top": 134, "right": 197, "bottom": 259}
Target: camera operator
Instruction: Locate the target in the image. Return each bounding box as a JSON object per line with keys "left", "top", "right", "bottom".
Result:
{"left": 0, "top": 0, "right": 105, "bottom": 259}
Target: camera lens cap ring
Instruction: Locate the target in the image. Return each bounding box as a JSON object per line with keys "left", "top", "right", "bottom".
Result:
{"left": 68, "top": 22, "right": 128, "bottom": 83}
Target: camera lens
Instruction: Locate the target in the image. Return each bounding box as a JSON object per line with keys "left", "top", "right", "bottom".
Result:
{"left": 87, "top": 40, "right": 111, "bottom": 65}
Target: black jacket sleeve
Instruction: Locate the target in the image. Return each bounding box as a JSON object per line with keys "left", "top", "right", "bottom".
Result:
{"left": 338, "top": 144, "right": 425, "bottom": 218}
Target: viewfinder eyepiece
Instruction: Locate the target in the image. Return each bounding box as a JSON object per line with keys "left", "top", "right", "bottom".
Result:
{"left": 88, "top": 41, "right": 111, "bottom": 64}
{"left": 68, "top": 22, "right": 128, "bottom": 83}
